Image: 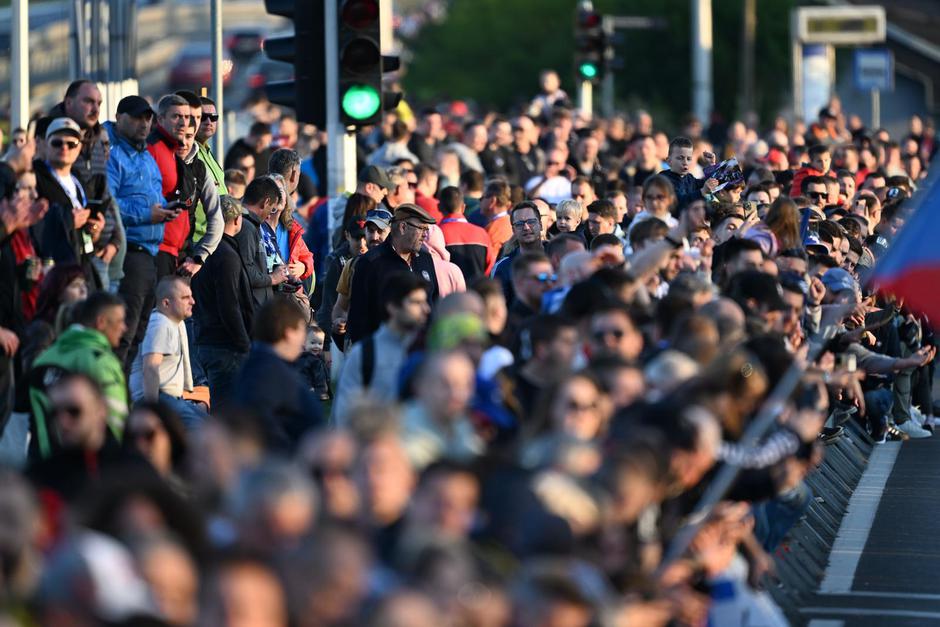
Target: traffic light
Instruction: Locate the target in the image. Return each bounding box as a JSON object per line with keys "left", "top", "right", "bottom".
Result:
{"left": 338, "top": 0, "right": 401, "bottom": 128}
{"left": 263, "top": 0, "right": 326, "bottom": 127}
{"left": 575, "top": 7, "right": 605, "bottom": 83}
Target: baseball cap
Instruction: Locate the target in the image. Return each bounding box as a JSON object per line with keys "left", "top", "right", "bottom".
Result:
{"left": 728, "top": 270, "right": 788, "bottom": 312}
{"left": 360, "top": 165, "right": 395, "bottom": 191}
{"left": 116, "top": 95, "right": 155, "bottom": 117}
{"left": 393, "top": 203, "right": 436, "bottom": 225}
{"left": 345, "top": 216, "right": 367, "bottom": 237}
{"left": 45, "top": 117, "right": 82, "bottom": 140}
{"left": 821, "top": 267, "right": 857, "bottom": 294}
{"left": 365, "top": 208, "right": 393, "bottom": 230}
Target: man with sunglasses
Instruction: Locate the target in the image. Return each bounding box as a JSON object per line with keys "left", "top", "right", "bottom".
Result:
{"left": 801, "top": 176, "right": 830, "bottom": 215}
{"left": 32, "top": 117, "right": 107, "bottom": 287}
{"left": 346, "top": 203, "right": 438, "bottom": 345}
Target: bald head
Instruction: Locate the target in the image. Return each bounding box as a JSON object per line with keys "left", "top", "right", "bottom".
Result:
{"left": 699, "top": 297, "right": 746, "bottom": 345}
{"left": 434, "top": 290, "right": 485, "bottom": 320}
{"left": 558, "top": 250, "right": 596, "bottom": 285}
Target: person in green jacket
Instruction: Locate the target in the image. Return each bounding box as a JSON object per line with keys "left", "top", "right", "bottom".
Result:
{"left": 28, "top": 291, "right": 129, "bottom": 459}
{"left": 194, "top": 95, "right": 227, "bottom": 243}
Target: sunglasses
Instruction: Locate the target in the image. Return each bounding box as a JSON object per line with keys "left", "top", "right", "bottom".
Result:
{"left": 566, "top": 399, "right": 599, "bottom": 413}
{"left": 130, "top": 427, "right": 156, "bottom": 443}
{"left": 366, "top": 209, "right": 393, "bottom": 221}
{"left": 51, "top": 403, "right": 83, "bottom": 420}
{"left": 531, "top": 272, "right": 556, "bottom": 283}
{"left": 310, "top": 464, "right": 352, "bottom": 482}
{"left": 808, "top": 191, "right": 827, "bottom": 199}
{"left": 407, "top": 182, "right": 418, "bottom": 189}
{"left": 50, "top": 138, "right": 80, "bottom": 150}
{"left": 593, "top": 328, "right": 625, "bottom": 342}
{"left": 204, "top": 113, "right": 219, "bottom": 122}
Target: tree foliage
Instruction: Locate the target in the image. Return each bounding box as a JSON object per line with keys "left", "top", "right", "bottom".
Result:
{"left": 402, "top": 0, "right": 796, "bottom": 128}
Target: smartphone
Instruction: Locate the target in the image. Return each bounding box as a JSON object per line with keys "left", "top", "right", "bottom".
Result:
{"left": 835, "top": 353, "right": 857, "bottom": 373}
{"left": 87, "top": 199, "right": 105, "bottom": 218}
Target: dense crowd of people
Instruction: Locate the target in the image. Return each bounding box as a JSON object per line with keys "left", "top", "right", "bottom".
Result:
{"left": 0, "top": 67, "right": 935, "bottom": 625}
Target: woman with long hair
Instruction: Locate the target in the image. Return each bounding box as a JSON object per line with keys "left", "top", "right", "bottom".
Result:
{"left": 764, "top": 196, "right": 802, "bottom": 251}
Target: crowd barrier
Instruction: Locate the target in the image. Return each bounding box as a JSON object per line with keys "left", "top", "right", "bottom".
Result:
{"left": 765, "top": 417, "right": 875, "bottom": 625}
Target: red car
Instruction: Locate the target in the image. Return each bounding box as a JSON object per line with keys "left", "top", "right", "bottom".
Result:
{"left": 168, "top": 42, "right": 235, "bottom": 91}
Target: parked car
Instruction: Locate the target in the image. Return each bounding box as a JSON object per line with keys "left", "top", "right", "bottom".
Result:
{"left": 226, "top": 27, "right": 265, "bottom": 60}
{"left": 168, "top": 42, "right": 235, "bottom": 91}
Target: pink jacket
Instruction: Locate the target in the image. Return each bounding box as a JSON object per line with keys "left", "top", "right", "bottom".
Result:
{"left": 425, "top": 225, "right": 466, "bottom": 297}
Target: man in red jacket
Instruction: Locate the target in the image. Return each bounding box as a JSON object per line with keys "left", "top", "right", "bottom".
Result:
{"left": 147, "top": 94, "right": 191, "bottom": 199}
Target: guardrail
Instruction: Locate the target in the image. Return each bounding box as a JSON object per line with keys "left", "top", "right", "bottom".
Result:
{"left": 766, "top": 418, "right": 875, "bottom": 625}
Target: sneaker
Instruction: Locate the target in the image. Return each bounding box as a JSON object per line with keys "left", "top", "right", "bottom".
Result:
{"left": 911, "top": 406, "right": 927, "bottom": 426}
{"left": 887, "top": 424, "right": 909, "bottom": 441}
{"left": 896, "top": 420, "right": 932, "bottom": 439}
{"left": 873, "top": 433, "right": 887, "bottom": 445}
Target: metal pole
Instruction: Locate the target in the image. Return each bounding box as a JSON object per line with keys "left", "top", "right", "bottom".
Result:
{"left": 70, "top": 0, "right": 86, "bottom": 79}
{"left": 871, "top": 88, "right": 881, "bottom": 130}
{"left": 791, "top": 10, "right": 802, "bottom": 122}
{"left": 210, "top": 0, "right": 225, "bottom": 158}
{"left": 578, "top": 80, "right": 593, "bottom": 118}
{"left": 90, "top": 0, "right": 101, "bottom": 81}
{"left": 602, "top": 72, "right": 614, "bottom": 118}
{"left": 690, "top": 0, "right": 713, "bottom": 123}
{"left": 738, "top": 0, "right": 755, "bottom": 120}
{"left": 11, "top": 0, "right": 29, "bottom": 131}
{"left": 326, "top": 0, "right": 349, "bottom": 249}
{"left": 379, "top": 0, "right": 393, "bottom": 54}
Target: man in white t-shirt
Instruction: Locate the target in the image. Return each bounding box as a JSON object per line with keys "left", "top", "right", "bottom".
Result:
{"left": 524, "top": 148, "right": 572, "bottom": 205}
{"left": 129, "top": 275, "right": 205, "bottom": 427}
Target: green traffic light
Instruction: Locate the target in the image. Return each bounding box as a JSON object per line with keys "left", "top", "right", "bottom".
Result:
{"left": 342, "top": 85, "right": 381, "bottom": 120}
{"left": 579, "top": 62, "right": 599, "bottom": 79}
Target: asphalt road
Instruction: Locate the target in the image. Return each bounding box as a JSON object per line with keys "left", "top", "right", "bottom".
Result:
{"left": 803, "top": 436, "right": 940, "bottom": 626}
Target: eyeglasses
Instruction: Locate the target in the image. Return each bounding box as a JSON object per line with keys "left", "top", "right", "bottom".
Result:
{"left": 530, "top": 272, "right": 556, "bottom": 283}
{"left": 204, "top": 113, "right": 219, "bottom": 122}
{"left": 405, "top": 222, "right": 430, "bottom": 234}
{"left": 51, "top": 403, "right": 83, "bottom": 420}
{"left": 50, "top": 138, "right": 80, "bottom": 150}
{"left": 512, "top": 218, "right": 540, "bottom": 229}
{"left": 592, "top": 328, "right": 626, "bottom": 342}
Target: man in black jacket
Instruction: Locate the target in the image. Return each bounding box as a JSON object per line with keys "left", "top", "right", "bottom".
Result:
{"left": 32, "top": 117, "right": 108, "bottom": 287}
{"left": 346, "top": 203, "right": 439, "bottom": 345}
{"left": 234, "top": 297, "right": 323, "bottom": 453}
{"left": 192, "top": 196, "right": 253, "bottom": 406}
{"left": 234, "top": 176, "right": 290, "bottom": 311}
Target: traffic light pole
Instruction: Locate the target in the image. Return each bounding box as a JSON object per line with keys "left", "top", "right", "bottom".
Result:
{"left": 578, "top": 80, "right": 593, "bottom": 118}
{"left": 11, "top": 0, "right": 29, "bottom": 131}
{"left": 210, "top": 0, "right": 225, "bottom": 158}
{"left": 326, "top": 0, "right": 357, "bottom": 245}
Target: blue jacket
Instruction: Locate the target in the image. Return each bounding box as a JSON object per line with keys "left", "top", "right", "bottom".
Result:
{"left": 661, "top": 170, "right": 705, "bottom": 210}
{"left": 104, "top": 121, "right": 165, "bottom": 255}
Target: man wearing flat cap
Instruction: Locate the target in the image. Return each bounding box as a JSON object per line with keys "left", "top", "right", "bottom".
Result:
{"left": 346, "top": 202, "right": 439, "bottom": 344}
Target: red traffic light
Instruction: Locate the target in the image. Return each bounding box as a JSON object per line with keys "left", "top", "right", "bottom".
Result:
{"left": 341, "top": 37, "right": 381, "bottom": 73}
{"left": 341, "top": 0, "right": 380, "bottom": 29}
{"left": 578, "top": 10, "right": 601, "bottom": 28}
